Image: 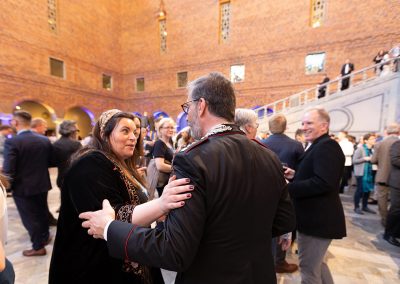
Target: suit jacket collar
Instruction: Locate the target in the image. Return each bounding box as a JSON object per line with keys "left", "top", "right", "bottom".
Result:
{"left": 17, "top": 129, "right": 31, "bottom": 135}
{"left": 298, "top": 133, "right": 330, "bottom": 161}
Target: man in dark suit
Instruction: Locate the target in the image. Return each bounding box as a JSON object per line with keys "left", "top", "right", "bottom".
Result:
{"left": 52, "top": 120, "right": 82, "bottom": 190}
{"left": 318, "top": 74, "right": 330, "bottom": 98}
{"left": 3, "top": 111, "right": 52, "bottom": 256}
{"left": 287, "top": 107, "right": 346, "bottom": 284}
{"left": 262, "top": 114, "right": 304, "bottom": 274}
{"left": 340, "top": 59, "right": 354, "bottom": 90}
{"left": 81, "top": 72, "right": 296, "bottom": 283}
{"left": 31, "top": 117, "right": 58, "bottom": 226}
{"left": 384, "top": 140, "right": 400, "bottom": 247}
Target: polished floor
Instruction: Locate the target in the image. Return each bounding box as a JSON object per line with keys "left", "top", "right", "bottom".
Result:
{"left": 5, "top": 169, "right": 400, "bottom": 283}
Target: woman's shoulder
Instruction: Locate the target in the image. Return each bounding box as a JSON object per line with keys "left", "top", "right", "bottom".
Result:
{"left": 70, "top": 150, "right": 113, "bottom": 171}
{"left": 154, "top": 139, "right": 165, "bottom": 147}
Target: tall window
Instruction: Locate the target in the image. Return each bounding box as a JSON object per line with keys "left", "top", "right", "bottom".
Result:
{"left": 49, "top": 58, "right": 64, "bottom": 78}
{"left": 136, "top": 78, "right": 145, "bottom": 92}
{"left": 310, "top": 0, "right": 326, "bottom": 28}
{"left": 102, "top": 74, "right": 112, "bottom": 90}
{"left": 48, "top": 0, "right": 57, "bottom": 33}
{"left": 219, "top": 0, "right": 231, "bottom": 43}
{"left": 305, "top": 52, "right": 326, "bottom": 74}
{"left": 177, "top": 72, "right": 188, "bottom": 88}
{"left": 159, "top": 19, "right": 167, "bottom": 52}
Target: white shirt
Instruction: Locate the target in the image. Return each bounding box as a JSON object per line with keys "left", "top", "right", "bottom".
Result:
{"left": 339, "top": 138, "right": 354, "bottom": 166}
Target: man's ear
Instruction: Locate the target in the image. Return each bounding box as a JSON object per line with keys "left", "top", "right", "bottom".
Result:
{"left": 197, "top": 98, "right": 207, "bottom": 117}
{"left": 244, "top": 124, "right": 251, "bottom": 134}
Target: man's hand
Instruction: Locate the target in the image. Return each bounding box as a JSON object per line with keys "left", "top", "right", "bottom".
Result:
{"left": 79, "top": 199, "right": 115, "bottom": 239}
{"left": 278, "top": 234, "right": 292, "bottom": 251}
{"left": 283, "top": 167, "right": 295, "bottom": 180}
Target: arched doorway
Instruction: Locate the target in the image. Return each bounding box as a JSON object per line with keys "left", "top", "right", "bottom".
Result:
{"left": 64, "top": 107, "right": 95, "bottom": 138}
{"left": 14, "top": 100, "right": 57, "bottom": 132}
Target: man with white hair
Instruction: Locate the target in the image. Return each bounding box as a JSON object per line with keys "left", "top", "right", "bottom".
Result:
{"left": 287, "top": 106, "right": 346, "bottom": 284}
{"left": 234, "top": 108, "right": 259, "bottom": 139}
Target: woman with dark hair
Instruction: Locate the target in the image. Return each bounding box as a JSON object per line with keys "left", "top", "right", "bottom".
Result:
{"left": 49, "top": 109, "right": 192, "bottom": 284}
{"left": 174, "top": 127, "right": 193, "bottom": 152}
{"left": 353, "top": 133, "right": 377, "bottom": 215}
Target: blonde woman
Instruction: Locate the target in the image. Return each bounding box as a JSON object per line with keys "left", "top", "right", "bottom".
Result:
{"left": 153, "top": 118, "right": 175, "bottom": 197}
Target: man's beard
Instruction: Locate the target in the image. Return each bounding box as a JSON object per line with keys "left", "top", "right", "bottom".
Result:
{"left": 188, "top": 110, "right": 202, "bottom": 140}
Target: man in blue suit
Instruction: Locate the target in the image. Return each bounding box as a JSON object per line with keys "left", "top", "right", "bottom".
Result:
{"left": 262, "top": 114, "right": 304, "bottom": 274}
{"left": 3, "top": 111, "right": 52, "bottom": 256}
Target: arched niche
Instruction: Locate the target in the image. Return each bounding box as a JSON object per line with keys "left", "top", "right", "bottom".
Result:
{"left": 64, "top": 107, "right": 95, "bottom": 138}
{"left": 14, "top": 100, "right": 57, "bottom": 130}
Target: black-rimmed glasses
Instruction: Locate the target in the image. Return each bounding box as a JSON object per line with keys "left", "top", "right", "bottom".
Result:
{"left": 181, "top": 99, "right": 199, "bottom": 114}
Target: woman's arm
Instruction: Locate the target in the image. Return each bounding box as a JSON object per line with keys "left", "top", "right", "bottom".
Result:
{"left": 0, "top": 242, "right": 5, "bottom": 272}
{"left": 79, "top": 176, "right": 194, "bottom": 236}
{"left": 353, "top": 147, "right": 366, "bottom": 164}
{"left": 155, "top": 157, "right": 172, "bottom": 173}
{"left": 131, "top": 176, "right": 193, "bottom": 226}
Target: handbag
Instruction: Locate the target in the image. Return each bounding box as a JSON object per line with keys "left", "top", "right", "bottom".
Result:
{"left": 145, "top": 159, "right": 171, "bottom": 199}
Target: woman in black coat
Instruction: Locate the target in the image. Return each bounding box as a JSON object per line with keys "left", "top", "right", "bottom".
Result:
{"left": 49, "top": 110, "right": 192, "bottom": 284}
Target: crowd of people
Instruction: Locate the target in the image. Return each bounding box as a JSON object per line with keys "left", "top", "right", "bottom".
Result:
{"left": 0, "top": 72, "right": 398, "bottom": 284}
{"left": 316, "top": 44, "right": 400, "bottom": 99}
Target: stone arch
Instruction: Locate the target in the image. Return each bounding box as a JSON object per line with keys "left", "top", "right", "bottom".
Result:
{"left": 63, "top": 106, "right": 95, "bottom": 138}
{"left": 14, "top": 100, "right": 57, "bottom": 130}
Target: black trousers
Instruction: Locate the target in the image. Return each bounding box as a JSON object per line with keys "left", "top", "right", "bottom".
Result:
{"left": 13, "top": 192, "right": 50, "bottom": 250}
{"left": 340, "top": 166, "right": 352, "bottom": 193}
{"left": 385, "top": 187, "right": 400, "bottom": 238}
{"left": 341, "top": 77, "right": 350, "bottom": 90}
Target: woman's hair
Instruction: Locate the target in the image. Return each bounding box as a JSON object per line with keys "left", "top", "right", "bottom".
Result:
{"left": 0, "top": 174, "right": 9, "bottom": 191}
{"left": 174, "top": 127, "right": 192, "bottom": 149}
{"left": 157, "top": 118, "right": 175, "bottom": 143}
{"left": 133, "top": 115, "right": 144, "bottom": 162}
{"left": 158, "top": 118, "right": 175, "bottom": 132}
{"left": 74, "top": 111, "right": 145, "bottom": 186}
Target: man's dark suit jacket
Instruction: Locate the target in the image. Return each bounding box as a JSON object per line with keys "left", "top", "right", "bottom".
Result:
{"left": 288, "top": 134, "right": 346, "bottom": 239}
{"left": 107, "top": 125, "right": 295, "bottom": 284}
{"left": 52, "top": 136, "right": 81, "bottom": 188}
{"left": 262, "top": 133, "right": 304, "bottom": 169}
{"left": 389, "top": 140, "right": 400, "bottom": 190}
{"left": 3, "top": 131, "right": 52, "bottom": 196}
{"left": 341, "top": 63, "right": 354, "bottom": 75}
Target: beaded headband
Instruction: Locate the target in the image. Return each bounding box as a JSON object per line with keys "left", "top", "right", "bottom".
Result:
{"left": 99, "top": 109, "right": 122, "bottom": 135}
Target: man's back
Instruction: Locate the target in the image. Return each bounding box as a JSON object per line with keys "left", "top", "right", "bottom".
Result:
{"left": 262, "top": 133, "right": 304, "bottom": 169}
{"left": 108, "top": 127, "right": 295, "bottom": 284}
{"left": 52, "top": 136, "right": 82, "bottom": 188}
{"left": 3, "top": 131, "right": 52, "bottom": 196}
{"left": 371, "top": 136, "right": 399, "bottom": 184}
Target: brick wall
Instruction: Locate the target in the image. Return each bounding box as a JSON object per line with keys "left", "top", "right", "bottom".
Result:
{"left": 0, "top": 0, "right": 399, "bottom": 122}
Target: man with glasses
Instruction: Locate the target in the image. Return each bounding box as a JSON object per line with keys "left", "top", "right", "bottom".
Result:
{"left": 81, "top": 72, "right": 295, "bottom": 284}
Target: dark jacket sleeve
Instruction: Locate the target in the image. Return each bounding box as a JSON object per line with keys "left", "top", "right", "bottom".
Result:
{"left": 2, "top": 139, "right": 17, "bottom": 181}
{"left": 288, "top": 140, "right": 344, "bottom": 199}
{"left": 107, "top": 152, "right": 205, "bottom": 272}
{"left": 391, "top": 141, "right": 400, "bottom": 168}
{"left": 272, "top": 184, "right": 296, "bottom": 237}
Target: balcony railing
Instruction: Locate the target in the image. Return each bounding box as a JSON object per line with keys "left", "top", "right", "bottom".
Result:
{"left": 254, "top": 57, "right": 399, "bottom": 119}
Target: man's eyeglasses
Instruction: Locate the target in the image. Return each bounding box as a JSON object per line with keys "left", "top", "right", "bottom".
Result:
{"left": 181, "top": 99, "right": 199, "bottom": 114}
